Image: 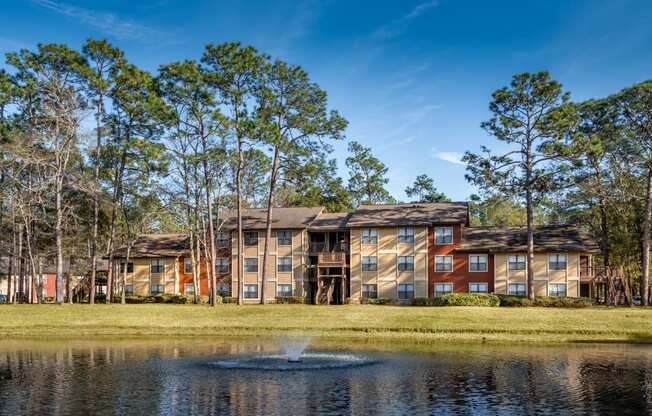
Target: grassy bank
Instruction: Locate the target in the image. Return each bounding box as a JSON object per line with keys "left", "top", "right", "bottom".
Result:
{"left": 1, "top": 304, "right": 652, "bottom": 343}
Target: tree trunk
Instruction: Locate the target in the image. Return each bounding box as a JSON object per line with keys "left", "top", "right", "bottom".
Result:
{"left": 105, "top": 148, "right": 128, "bottom": 304}
{"left": 90, "top": 98, "right": 103, "bottom": 305}
{"left": 598, "top": 195, "right": 610, "bottom": 268}
{"left": 121, "top": 244, "right": 131, "bottom": 304}
{"left": 640, "top": 168, "right": 652, "bottom": 306}
{"left": 55, "top": 175, "right": 64, "bottom": 304}
{"left": 236, "top": 138, "right": 244, "bottom": 305}
{"left": 526, "top": 186, "right": 535, "bottom": 300}
{"left": 261, "top": 146, "right": 280, "bottom": 305}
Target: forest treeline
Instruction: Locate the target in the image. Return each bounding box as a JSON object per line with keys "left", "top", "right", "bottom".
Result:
{"left": 0, "top": 40, "right": 651, "bottom": 305}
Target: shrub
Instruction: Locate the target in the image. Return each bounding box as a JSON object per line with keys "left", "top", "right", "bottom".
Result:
{"left": 432, "top": 293, "right": 500, "bottom": 307}
{"left": 275, "top": 296, "right": 305, "bottom": 304}
{"left": 362, "top": 297, "right": 397, "bottom": 305}
{"left": 412, "top": 297, "right": 430, "bottom": 306}
{"left": 497, "top": 295, "right": 595, "bottom": 308}
{"left": 222, "top": 296, "right": 238, "bottom": 304}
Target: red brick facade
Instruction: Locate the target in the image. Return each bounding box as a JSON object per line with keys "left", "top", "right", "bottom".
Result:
{"left": 428, "top": 223, "right": 495, "bottom": 296}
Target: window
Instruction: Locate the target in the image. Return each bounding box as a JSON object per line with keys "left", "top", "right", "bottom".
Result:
{"left": 435, "top": 227, "right": 453, "bottom": 244}
{"left": 217, "top": 283, "right": 230, "bottom": 297}
{"left": 398, "top": 256, "right": 414, "bottom": 272}
{"left": 277, "top": 257, "right": 292, "bottom": 273}
{"left": 244, "top": 258, "right": 258, "bottom": 273}
{"left": 216, "top": 258, "right": 229, "bottom": 274}
{"left": 508, "top": 283, "right": 526, "bottom": 296}
{"left": 277, "top": 231, "right": 292, "bottom": 246}
{"left": 361, "top": 256, "right": 377, "bottom": 272}
{"left": 362, "top": 284, "right": 377, "bottom": 299}
{"left": 150, "top": 259, "right": 164, "bottom": 274}
{"left": 216, "top": 232, "right": 230, "bottom": 248}
{"left": 244, "top": 284, "right": 258, "bottom": 299}
{"left": 435, "top": 256, "right": 453, "bottom": 272}
{"left": 244, "top": 231, "right": 258, "bottom": 246}
{"left": 398, "top": 284, "right": 414, "bottom": 300}
{"left": 508, "top": 255, "right": 526, "bottom": 271}
{"left": 434, "top": 283, "right": 453, "bottom": 297}
{"left": 150, "top": 284, "right": 165, "bottom": 294}
{"left": 549, "top": 283, "right": 567, "bottom": 297}
{"left": 120, "top": 262, "right": 133, "bottom": 274}
{"left": 277, "top": 284, "right": 292, "bottom": 297}
{"left": 184, "top": 258, "right": 193, "bottom": 274}
{"left": 469, "top": 282, "right": 488, "bottom": 293}
{"left": 125, "top": 285, "right": 133, "bottom": 295}
{"left": 398, "top": 227, "right": 415, "bottom": 244}
{"left": 469, "top": 255, "right": 488, "bottom": 272}
{"left": 361, "top": 229, "right": 378, "bottom": 245}
{"left": 184, "top": 283, "right": 194, "bottom": 295}
{"left": 549, "top": 254, "right": 567, "bottom": 271}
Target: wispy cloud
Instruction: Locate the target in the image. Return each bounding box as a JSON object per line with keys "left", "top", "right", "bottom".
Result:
{"left": 31, "top": 0, "right": 163, "bottom": 41}
{"left": 432, "top": 150, "right": 465, "bottom": 166}
{"left": 373, "top": 0, "right": 439, "bottom": 40}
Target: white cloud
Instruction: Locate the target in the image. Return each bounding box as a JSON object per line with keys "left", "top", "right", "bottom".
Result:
{"left": 432, "top": 151, "right": 465, "bottom": 166}
{"left": 31, "top": 0, "right": 163, "bottom": 41}
{"left": 373, "top": 1, "right": 439, "bottom": 40}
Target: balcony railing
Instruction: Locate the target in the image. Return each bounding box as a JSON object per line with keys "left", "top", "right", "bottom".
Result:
{"left": 318, "top": 252, "right": 346, "bottom": 264}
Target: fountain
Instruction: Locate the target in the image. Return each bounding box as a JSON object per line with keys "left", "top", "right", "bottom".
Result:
{"left": 209, "top": 337, "right": 377, "bottom": 371}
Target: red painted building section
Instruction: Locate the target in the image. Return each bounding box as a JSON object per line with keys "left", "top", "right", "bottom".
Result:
{"left": 177, "top": 246, "right": 231, "bottom": 297}
{"left": 428, "top": 223, "right": 495, "bottom": 296}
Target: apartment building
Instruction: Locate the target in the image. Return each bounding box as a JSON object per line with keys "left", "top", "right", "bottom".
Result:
{"left": 109, "top": 202, "right": 599, "bottom": 303}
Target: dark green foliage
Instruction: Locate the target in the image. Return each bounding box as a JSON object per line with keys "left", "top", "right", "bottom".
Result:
{"left": 222, "top": 297, "right": 238, "bottom": 304}
{"left": 412, "top": 297, "right": 430, "bottom": 306}
{"left": 405, "top": 174, "right": 450, "bottom": 203}
{"left": 123, "top": 294, "right": 188, "bottom": 304}
{"left": 275, "top": 296, "right": 306, "bottom": 304}
{"left": 361, "top": 297, "right": 397, "bottom": 305}
{"left": 431, "top": 294, "right": 501, "bottom": 307}
{"left": 346, "top": 141, "right": 395, "bottom": 205}
{"left": 497, "top": 295, "right": 595, "bottom": 308}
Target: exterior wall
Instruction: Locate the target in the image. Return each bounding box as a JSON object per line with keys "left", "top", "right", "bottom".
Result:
{"left": 493, "top": 252, "right": 582, "bottom": 297}
{"left": 349, "top": 225, "right": 428, "bottom": 302}
{"left": 231, "top": 229, "right": 306, "bottom": 303}
{"left": 428, "top": 224, "right": 494, "bottom": 296}
{"left": 177, "top": 246, "right": 231, "bottom": 298}
{"left": 116, "top": 257, "right": 177, "bottom": 296}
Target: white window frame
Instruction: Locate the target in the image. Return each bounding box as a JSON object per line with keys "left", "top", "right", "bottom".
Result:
{"left": 150, "top": 259, "right": 165, "bottom": 274}
{"left": 434, "top": 283, "right": 453, "bottom": 297}
{"left": 361, "top": 228, "right": 378, "bottom": 245}
{"left": 435, "top": 255, "right": 453, "bottom": 272}
{"left": 217, "top": 282, "right": 230, "bottom": 297}
{"left": 277, "top": 284, "right": 292, "bottom": 297}
{"left": 361, "top": 284, "right": 378, "bottom": 299}
{"left": 508, "top": 283, "right": 527, "bottom": 296}
{"left": 397, "top": 283, "right": 415, "bottom": 300}
{"left": 216, "top": 232, "right": 230, "bottom": 248}
{"left": 277, "top": 230, "right": 292, "bottom": 246}
{"left": 244, "top": 231, "right": 258, "bottom": 246}
{"left": 398, "top": 255, "right": 414, "bottom": 272}
{"left": 435, "top": 226, "right": 453, "bottom": 245}
{"left": 469, "top": 282, "right": 488, "bottom": 293}
{"left": 361, "top": 256, "right": 378, "bottom": 272}
{"left": 468, "top": 254, "right": 488, "bottom": 272}
{"left": 549, "top": 254, "right": 567, "bottom": 271}
{"left": 244, "top": 257, "right": 258, "bottom": 273}
{"left": 215, "top": 257, "right": 229, "bottom": 274}
{"left": 125, "top": 284, "right": 134, "bottom": 295}
{"left": 244, "top": 284, "right": 259, "bottom": 299}
{"left": 277, "top": 256, "right": 292, "bottom": 273}
{"left": 120, "top": 262, "right": 134, "bottom": 274}
{"left": 549, "top": 283, "right": 567, "bottom": 297}
{"left": 397, "top": 227, "right": 415, "bottom": 244}
{"left": 150, "top": 283, "right": 165, "bottom": 294}
{"left": 183, "top": 258, "right": 193, "bottom": 274}
{"left": 508, "top": 255, "right": 526, "bottom": 271}
{"left": 184, "top": 283, "right": 194, "bottom": 295}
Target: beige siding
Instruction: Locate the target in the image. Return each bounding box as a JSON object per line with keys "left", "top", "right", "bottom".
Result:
{"left": 378, "top": 228, "right": 395, "bottom": 252}
{"left": 533, "top": 280, "right": 547, "bottom": 297}
{"left": 379, "top": 281, "right": 395, "bottom": 298}
{"left": 567, "top": 280, "right": 579, "bottom": 297}
{"left": 415, "top": 280, "right": 427, "bottom": 298}
{"left": 414, "top": 253, "right": 427, "bottom": 281}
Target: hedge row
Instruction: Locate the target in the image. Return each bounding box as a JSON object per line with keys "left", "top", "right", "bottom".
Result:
{"left": 496, "top": 295, "right": 595, "bottom": 308}
{"left": 357, "top": 293, "right": 594, "bottom": 307}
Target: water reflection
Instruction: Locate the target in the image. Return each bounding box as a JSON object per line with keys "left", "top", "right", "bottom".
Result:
{"left": 0, "top": 339, "right": 651, "bottom": 415}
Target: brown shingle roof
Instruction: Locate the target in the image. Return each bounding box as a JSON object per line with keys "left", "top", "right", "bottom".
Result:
{"left": 346, "top": 202, "right": 469, "bottom": 227}
{"left": 457, "top": 225, "right": 599, "bottom": 253}
{"left": 309, "top": 212, "right": 353, "bottom": 230}
{"left": 220, "top": 207, "right": 324, "bottom": 230}
{"left": 113, "top": 233, "right": 190, "bottom": 258}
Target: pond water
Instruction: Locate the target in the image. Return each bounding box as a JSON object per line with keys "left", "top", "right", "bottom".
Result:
{"left": 0, "top": 338, "right": 651, "bottom": 415}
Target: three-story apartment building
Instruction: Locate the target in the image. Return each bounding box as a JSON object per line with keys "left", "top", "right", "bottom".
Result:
{"left": 110, "top": 202, "right": 599, "bottom": 303}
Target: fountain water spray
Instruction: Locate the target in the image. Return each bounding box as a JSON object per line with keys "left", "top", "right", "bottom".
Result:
{"left": 280, "top": 337, "right": 311, "bottom": 363}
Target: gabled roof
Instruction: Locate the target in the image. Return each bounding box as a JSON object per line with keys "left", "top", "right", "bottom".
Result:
{"left": 113, "top": 233, "right": 190, "bottom": 258}
{"left": 346, "top": 202, "right": 469, "bottom": 227}
{"left": 457, "top": 225, "right": 599, "bottom": 253}
{"left": 309, "top": 212, "right": 353, "bottom": 230}
{"left": 220, "top": 207, "right": 324, "bottom": 231}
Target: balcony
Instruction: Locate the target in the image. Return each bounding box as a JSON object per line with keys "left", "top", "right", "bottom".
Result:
{"left": 318, "top": 251, "right": 346, "bottom": 266}
{"left": 309, "top": 242, "right": 349, "bottom": 254}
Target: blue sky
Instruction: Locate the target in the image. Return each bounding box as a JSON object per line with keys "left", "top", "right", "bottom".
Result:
{"left": 2, "top": 0, "right": 652, "bottom": 201}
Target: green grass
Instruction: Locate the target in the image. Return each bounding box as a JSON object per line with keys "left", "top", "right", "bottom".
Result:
{"left": 1, "top": 304, "right": 652, "bottom": 343}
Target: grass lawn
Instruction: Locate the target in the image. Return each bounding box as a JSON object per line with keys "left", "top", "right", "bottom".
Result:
{"left": 1, "top": 304, "right": 652, "bottom": 343}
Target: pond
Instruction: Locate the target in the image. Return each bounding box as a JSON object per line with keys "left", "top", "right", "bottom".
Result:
{"left": 0, "top": 338, "right": 651, "bottom": 415}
